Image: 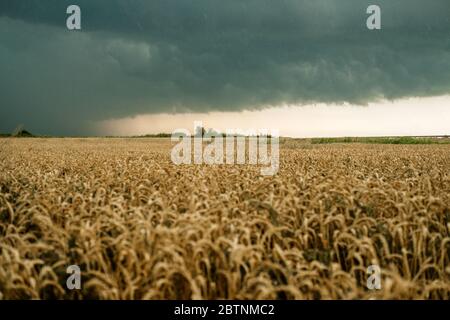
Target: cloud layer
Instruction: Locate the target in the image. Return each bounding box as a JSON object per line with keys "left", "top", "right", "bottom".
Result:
{"left": 1, "top": 0, "right": 449, "bottom": 135}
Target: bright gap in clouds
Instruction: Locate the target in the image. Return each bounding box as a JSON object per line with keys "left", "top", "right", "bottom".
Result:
{"left": 96, "top": 96, "right": 450, "bottom": 138}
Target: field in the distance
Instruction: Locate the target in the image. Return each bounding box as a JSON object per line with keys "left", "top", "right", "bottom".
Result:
{"left": 0, "top": 138, "right": 449, "bottom": 299}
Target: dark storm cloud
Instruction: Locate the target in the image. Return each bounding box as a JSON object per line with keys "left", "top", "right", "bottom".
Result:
{"left": 0, "top": 0, "right": 449, "bottom": 135}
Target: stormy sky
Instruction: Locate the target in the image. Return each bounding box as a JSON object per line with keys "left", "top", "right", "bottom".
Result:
{"left": 0, "top": 1, "right": 449, "bottom": 136}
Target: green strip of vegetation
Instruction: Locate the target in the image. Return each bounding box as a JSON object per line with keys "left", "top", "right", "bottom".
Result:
{"left": 311, "top": 136, "right": 450, "bottom": 145}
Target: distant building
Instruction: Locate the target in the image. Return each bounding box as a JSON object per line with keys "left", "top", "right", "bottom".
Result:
{"left": 12, "top": 128, "right": 34, "bottom": 137}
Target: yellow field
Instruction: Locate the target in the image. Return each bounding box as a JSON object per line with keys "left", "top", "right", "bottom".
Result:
{"left": 0, "top": 138, "right": 449, "bottom": 299}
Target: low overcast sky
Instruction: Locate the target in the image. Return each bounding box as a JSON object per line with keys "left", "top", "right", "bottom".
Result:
{"left": 0, "top": 1, "right": 449, "bottom": 136}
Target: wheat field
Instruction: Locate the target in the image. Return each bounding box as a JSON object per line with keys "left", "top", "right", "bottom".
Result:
{"left": 0, "top": 138, "right": 449, "bottom": 300}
